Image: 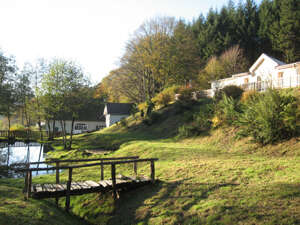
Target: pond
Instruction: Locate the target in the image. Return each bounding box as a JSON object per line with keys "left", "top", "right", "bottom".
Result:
{"left": 0, "top": 142, "right": 54, "bottom": 178}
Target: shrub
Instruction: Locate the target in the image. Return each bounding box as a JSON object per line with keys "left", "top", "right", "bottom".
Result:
{"left": 146, "top": 100, "right": 155, "bottom": 117}
{"left": 214, "top": 85, "right": 244, "bottom": 101}
{"left": 240, "top": 90, "right": 259, "bottom": 103}
{"left": 215, "top": 94, "right": 241, "bottom": 126}
{"left": 237, "top": 89, "right": 300, "bottom": 145}
{"left": 10, "top": 124, "right": 26, "bottom": 131}
{"left": 138, "top": 102, "right": 147, "bottom": 112}
{"left": 182, "top": 111, "right": 194, "bottom": 123}
{"left": 177, "top": 87, "right": 197, "bottom": 103}
{"left": 152, "top": 85, "right": 180, "bottom": 107}
{"left": 178, "top": 124, "right": 200, "bottom": 138}
{"left": 178, "top": 103, "right": 213, "bottom": 138}
{"left": 194, "top": 110, "right": 212, "bottom": 131}
{"left": 152, "top": 92, "right": 172, "bottom": 107}
{"left": 142, "top": 111, "right": 161, "bottom": 126}
{"left": 119, "top": 118, "right": 128, "bottom": 128}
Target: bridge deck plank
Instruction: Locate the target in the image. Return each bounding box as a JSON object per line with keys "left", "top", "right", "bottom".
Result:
{"left": 31, "top": 178, "right": 151, "bottom": 199}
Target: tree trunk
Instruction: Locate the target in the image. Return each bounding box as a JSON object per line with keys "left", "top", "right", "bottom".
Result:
{"left": 60, "top": 120, "right": 67, "bottom": 149}
{"left": 38, "top": 119, "right": 43, "bottom": 141}
{"left": 47, "top": 120, "right": 51, "bottom": 141}
{"left": 68, "top": 117, "right": 75, "bottom": 150}
{"left": 7, "top": 114, "right": 11, "bottom": 131}
{"left": 52, "top": 120, "right": 56, "bottom": 140}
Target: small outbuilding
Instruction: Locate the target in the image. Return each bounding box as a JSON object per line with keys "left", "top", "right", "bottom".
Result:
{"left": 103, "top": 103, "right": 133, "bottom": 127}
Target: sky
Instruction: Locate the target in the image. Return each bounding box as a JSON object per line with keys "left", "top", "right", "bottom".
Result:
{"left": 0, "top": 0, "right": 262, "bottom": 85}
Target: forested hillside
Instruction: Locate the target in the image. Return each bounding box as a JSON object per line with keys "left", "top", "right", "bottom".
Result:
{"left": 97, "top": 0, "right": 300, "bottom": 103}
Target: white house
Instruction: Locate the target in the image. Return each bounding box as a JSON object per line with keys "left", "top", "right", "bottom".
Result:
{"left": 210, "top": 53, "right": 300, "bottom": 97}
{"left": 103, "top": 103, "right": 133, "bottom": 127}
{"left": 46, "top": 101, "right": 106, "bottom": 134}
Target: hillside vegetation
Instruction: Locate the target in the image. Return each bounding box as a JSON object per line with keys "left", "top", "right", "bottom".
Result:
{"left": 2, "top": 89, "right": 300, "bottom": 225}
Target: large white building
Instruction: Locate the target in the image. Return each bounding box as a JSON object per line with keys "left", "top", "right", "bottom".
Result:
{"left": 209, "top": 54, "right": 300, "bottom": 97}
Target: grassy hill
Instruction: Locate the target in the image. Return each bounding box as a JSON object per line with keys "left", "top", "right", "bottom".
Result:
{"left": 2, "top": 99, "right": 300, "bottom": 225}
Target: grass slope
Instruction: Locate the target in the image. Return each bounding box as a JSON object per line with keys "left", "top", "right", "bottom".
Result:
{"left": 2, "top": 101, "right": 300, "bottom": 225}
{"left": 0, "top": 178, "right": 87, "bottom": 225}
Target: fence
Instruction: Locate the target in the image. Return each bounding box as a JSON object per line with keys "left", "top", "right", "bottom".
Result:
{"left": 240, "top": 75, "right": 300, "bottom": 92}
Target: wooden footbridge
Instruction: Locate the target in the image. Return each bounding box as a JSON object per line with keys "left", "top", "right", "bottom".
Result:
{"left": 12, "top": 156, "right": 158, "bottom": 211}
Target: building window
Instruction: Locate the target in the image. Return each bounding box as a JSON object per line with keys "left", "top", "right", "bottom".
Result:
{"left": 75, "top": 123, "right": 88, "bottom": 130}
{"left": 278, "top": 72, "right": 283, "bottom": 78}
{"left": 244, "top": 78, "right": 249, "bottom": 83}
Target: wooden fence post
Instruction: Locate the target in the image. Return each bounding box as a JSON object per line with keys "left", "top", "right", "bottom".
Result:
{"left": 24, "top": 163, "right": 30, "bottom": 194}
{"left": 150, "top": 160, "right": 155, "bottom": 183}
{"left": 111, "top": 163, "right": 116, "bottom": 200}
{"left": 100, "top": 160, "right": 104, "bottom": 180}
{"left": 65, "top": 168, "right": 73, "bottom": 212}
{"left": 26, "top": 171, "right": 32, "bottom": 199}
{"left": 55, "top": 162, "right": 60, "bottom": 206}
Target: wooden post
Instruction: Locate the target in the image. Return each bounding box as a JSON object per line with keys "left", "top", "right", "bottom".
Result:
{"left": 24, "top": 170, "right": 28, "bottom": 194}
{"left": 27, "top": 171, "right": 32, "bottom": 199}
{"left": 111, "top": 163, "right": 116, "bottom": 200}
{"left": 55, "top": 162, "right": 60, "bottom": 206}
{"left": 100, "top": 160, "right": 104, "bottom": 180}
{"left": 65, "top": 168, "right": 73, "bottom": 212}
{"left": 133, "top": 161, "right": 137, "bottom": 176}
{"left": 150, "top": 160, "right": 155, "bottom": 183}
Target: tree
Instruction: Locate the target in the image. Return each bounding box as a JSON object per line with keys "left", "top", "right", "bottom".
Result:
{"left": 199, "top": 45, "right": 248, "bottom": 88}
{"left": 168, "top": 20, "right": 201, "bottom": 85}
{"left": 235, "top": 0, "right": 260, "bottom": 62}
{"left": 0, "top": 51, "right": 18, "bottom": 130}
{"left": 16, "top": 63, "right": 34, "bottom": 127}
{"left": 270, "top": 0, "right": 300, "bottom": 62}
{"left": 41, "top": 59, "right": 90, "bottom": 149}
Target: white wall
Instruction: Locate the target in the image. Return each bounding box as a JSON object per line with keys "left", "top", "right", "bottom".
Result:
{"left": 211, "top": 60, "right": 299, "bottom": 96}
{"left": 47, "top": 120, "right": 106, "bottom": 133}
{"left": 105, "top": 114, "right": 130, "bottom": 127}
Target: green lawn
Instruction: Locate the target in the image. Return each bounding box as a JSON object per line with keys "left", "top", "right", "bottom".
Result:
{"left": 1, "top": 101, "right": 300, "bottom": 224}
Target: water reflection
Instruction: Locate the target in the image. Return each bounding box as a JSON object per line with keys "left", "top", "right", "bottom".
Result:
{"left": 0, "top": 142, "right": 54, "bottom": 178}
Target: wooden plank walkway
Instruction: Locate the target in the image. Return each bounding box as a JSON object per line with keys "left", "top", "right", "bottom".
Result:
{"left": 12, "top": 156, "right": 158, "bottom": 211}
{"left": 31, "top": 176, "right": 151, "bottom": 199}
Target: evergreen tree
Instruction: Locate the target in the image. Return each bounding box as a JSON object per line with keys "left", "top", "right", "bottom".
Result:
{"left": 235, "top": 0, "right": 260, "bottom": 62}
{"left": 276, "top": 0, "right": 300, "bottom": 62}
{"left": 258, "top": 0, "right": 276, "bottom": 56}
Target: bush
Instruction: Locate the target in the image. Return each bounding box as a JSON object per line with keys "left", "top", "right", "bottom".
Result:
{"left": 214, "top": 85, "right": 244, "bottom": 101}
{"left": 240, "top": 90, "right": 259, "bottom": 103}
{"left": 10, "top": 124, "right": 26, "bottom": 131}
{"left": 152, "top": 85, "right": 180, "bottom": 107}
{"left": 194, "top": 110, "right": 212, "bottom": 131}
{"left": 152, "top": 92, "right": 172, "bottom": 107}
{"left": 237, "top": 89, "right": 300, "bottom": 145}
{"left": 142, "top": 111, "right": 161, "bottom": 126}
{"left": 182, "top": 111, "right": 194, "bottom": 123}
{"left": 119, "top": 118, "right": 128, "bottom": 128}
{"left": 177, "top": 87, "right": 197, "bottom": 103}
{"left": 214, "top": 94, "right": 241, "bottom": 126}
{"left": 178, "top": 124, "right": 200, "bottom": 138}
{"left": 138, "top": 102, "right": 147, "bottom": 112}
{"left": 178, "top": 103, "right": 213, "bottom": 138}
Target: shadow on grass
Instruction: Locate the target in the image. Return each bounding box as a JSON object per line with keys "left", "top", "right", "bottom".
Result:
{"left": 107, "top": 179, "right": 238, "bottom": 225}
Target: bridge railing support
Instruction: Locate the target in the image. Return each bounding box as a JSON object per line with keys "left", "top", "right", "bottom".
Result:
{"left": 65, "top": 168, "right": 73, "bottom": 212}
{"left": 14, "top": 157, "right": 158, "bottom": 211}
{"left": 56, "top": 162, "right": 60, "bottom": 206}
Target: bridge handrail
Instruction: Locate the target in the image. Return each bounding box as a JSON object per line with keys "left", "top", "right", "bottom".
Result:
{"left": 10, "top": 156, "right": 140, "bottom": 167}
{"left": 14, "top": 158, "right": 158, "bottom": 172}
